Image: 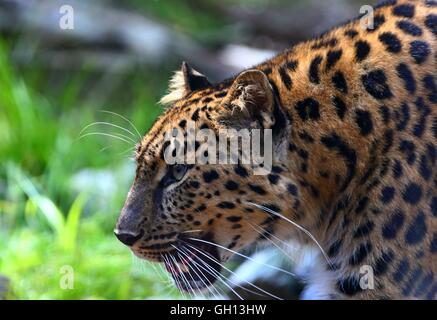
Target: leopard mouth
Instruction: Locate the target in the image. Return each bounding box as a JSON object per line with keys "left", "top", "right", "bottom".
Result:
{"left": 161, "top": 236, "right": 222, "bottom": 293}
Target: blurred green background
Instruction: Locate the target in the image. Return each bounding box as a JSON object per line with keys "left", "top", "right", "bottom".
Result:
{"left": 0, "top": 0, "right": 376, "bottom": 299}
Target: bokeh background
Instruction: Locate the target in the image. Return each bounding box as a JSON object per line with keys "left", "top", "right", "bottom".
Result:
{"left": 0, "top": 0, "right": 377, "bottom": 299}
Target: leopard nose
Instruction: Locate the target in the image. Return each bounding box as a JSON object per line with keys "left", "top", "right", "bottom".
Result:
{"left": 114, "top": 229, "right": 144, "bottom": 246}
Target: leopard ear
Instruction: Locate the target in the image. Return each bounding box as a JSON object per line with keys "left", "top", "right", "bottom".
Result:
{"left": 218, "top": 70, "right": 275, "bottom": 129}
{"left": 181, "top": 61, "right": 211, "bottom": 92}
{"left": 160, "top": 62, "right": 211, "bottom": 106}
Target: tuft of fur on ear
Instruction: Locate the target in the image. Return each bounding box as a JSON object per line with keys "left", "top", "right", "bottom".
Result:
{"left": 160, "top": 62, "right": 211, "bottom": 107}
{"left": 160, "top": 70, "right": 186, "bottom": 106}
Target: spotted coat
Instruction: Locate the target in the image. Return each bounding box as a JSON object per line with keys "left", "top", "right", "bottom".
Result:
{"left": 116, "top": 0, "right": 437, "bottom": 299}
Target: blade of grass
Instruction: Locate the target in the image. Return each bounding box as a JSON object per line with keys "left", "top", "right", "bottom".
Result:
{"left": 60, "top": 193, "right": 87, "bottom": 252}
{"left": 9, "top": 164, "right": 65, "bottom": 236}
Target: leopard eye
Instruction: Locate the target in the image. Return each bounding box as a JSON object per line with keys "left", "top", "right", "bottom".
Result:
{"left": 171, "top": 164, "right": 188, "bottom": 181}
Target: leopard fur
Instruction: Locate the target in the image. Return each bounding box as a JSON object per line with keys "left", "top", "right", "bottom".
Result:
{"left": 115, "top": 0, "right": 437, "bottom": 299}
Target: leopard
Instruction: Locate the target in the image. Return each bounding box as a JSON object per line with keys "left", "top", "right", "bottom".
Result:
{"left": 115, "top": 0, "right": 437, "bottom": 299}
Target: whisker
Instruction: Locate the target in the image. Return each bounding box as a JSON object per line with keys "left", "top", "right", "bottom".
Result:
{"left": 181, "top": 230, "right": 203, "bottom": 234}
{"left": 116, "top": 146, "right": 136, "bottom": 157}
{"left": 166, "top": 254, "right": 191, "bottom": 300}
{"left": 249, "top": 222, "right": 294, "bottom": 260}
{"left": 179, "top": 245, "right": 244, "bottom": 300}
{"left": 246, "top": 201, "right": 333, "bottom": 269}
{"left": 99, "top": 146, "right": 111, "bottom": 153}
{"left": 169, "top": 254, "right": 196, "bottom": 299}
{"left": 175, "top": 251, "right": 212, "bottom": 300}
{"left": 147, "top": 260, "right": 173, "bottom": 286}
{"left": 167, "top": 254, "right": 192, "bottom": 299}
{"left": 179, "top": 245, "right": 270, "bottom": 300}
{"left": 182, "top": 242, "right": 283, "bottom": 300}
{"left": 177, "top": 252, "right": 209, "bottom": 300}
{"left": 79, "top": 121, "right": 137, "bottom": 138}
{"left": 98, "top": 110, "right": 142, "bottom": 139}
{"left": 252, "top": 222, "right": 304, "bottom": 256}
{"left": 186, "top": 237, "right": 295, "bottom": 277}
{"left": 172, "top": 245, "right": 222, "bottom": 299}
{"left": 146, "top": 263, "right": 172, "bottom": 290}
{"left": 158, "top": 255, "right": 172, "bottom": 279}
{"left": 144, "top": 258, "right": 175, "bottom": 295}
{"left": 175, "top": 252, "right": 208, "bottom": 300}
{"left": 162, "top": 254, "right": 187, "bottom": 300}
{"left": 141, "top": 259, "right": 162, "bottom": 282}
{"left": 77, "top": 132, "right": 135, "bottom": 145}
{"left": 189, "top": 257, "right": 243, "bottom": 300}
{"left": 200, "top": 262, "right": 241, "bottom": 299}
{"left": 187, "top": 243, "right": 259, "bottom": 300}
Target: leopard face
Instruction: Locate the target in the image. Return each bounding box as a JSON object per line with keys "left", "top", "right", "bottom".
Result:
{"left": 114, "top": 66, "right": 301, "bottom": 291}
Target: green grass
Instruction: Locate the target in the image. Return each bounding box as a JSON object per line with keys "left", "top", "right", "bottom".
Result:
{"left": 0, "top": 167, "right": 179, "bottom": 299}
{"left": 0, "top": 37, "right": 181, "bottom": 299}
{"left": 0, "top": 0, "right": 278, "bottom": 300}
{"left": 127, "top": 0, "right": 228, "bottom": 44}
